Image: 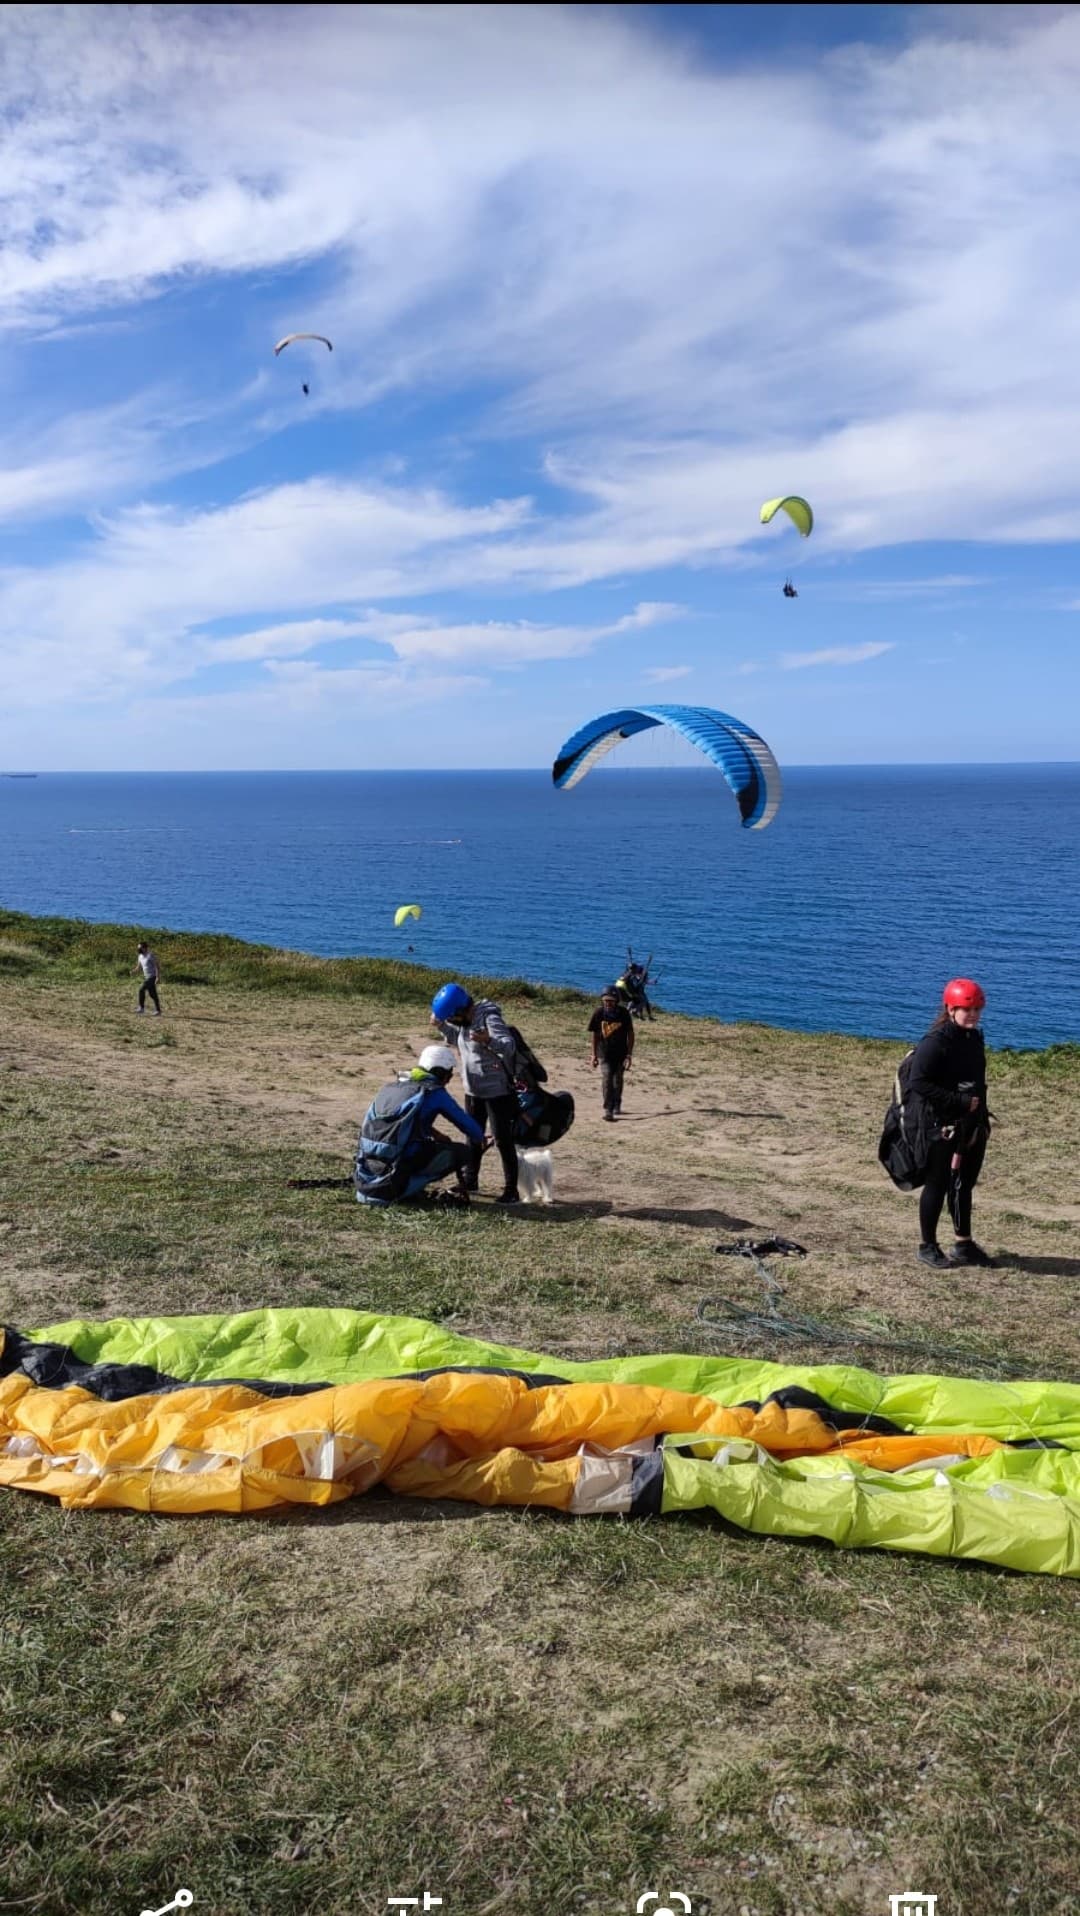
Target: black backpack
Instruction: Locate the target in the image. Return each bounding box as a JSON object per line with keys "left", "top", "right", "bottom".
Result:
{"left": 877, "top": 1049, "right": 935, "bottom": 1191}
{"left": 503, "top": 1023, "right": 574, "bottom": 1147}
{"left": 505, "top": 1023, "right": 548, "bottom": 1086}
{"left": 515, "top": 1086, "right": 575, "bottom": 1148}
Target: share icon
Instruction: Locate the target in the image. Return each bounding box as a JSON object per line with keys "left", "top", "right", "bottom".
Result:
{"left": 139, "top": 1891, "right": 193, "bottom": 1916}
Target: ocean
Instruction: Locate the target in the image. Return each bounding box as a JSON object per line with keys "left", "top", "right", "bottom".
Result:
{"left": 0, "top": 766, "right": 1076, "bottom": 1050}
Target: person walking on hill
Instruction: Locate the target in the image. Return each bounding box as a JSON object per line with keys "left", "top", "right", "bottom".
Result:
{"left": 431, "top": 982, "right": 521, "bottom": 1204}
{"left": 136, "top": 942, "right": 162, "bottom": 1016}
{"left": 589, "top": 984, "right": 634, "bottom": 1121}
{"left": 911, "top": 978, "right": 993, "bottom": 1270}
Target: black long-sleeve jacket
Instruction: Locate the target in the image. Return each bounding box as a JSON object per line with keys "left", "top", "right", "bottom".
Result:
{"left": 908, "top": 1020, "right": 987, "bottom": 1125}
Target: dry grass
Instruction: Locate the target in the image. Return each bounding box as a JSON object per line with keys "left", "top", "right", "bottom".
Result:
{"left": 1, "top": 917, "right": 1079, "bottom": 1916}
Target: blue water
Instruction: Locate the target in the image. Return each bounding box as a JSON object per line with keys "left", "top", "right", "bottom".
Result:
{"left": 0, "top": 768, "right": 1076, "bottom": 1050}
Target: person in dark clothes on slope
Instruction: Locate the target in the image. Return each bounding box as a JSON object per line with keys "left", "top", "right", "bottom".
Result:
{"left": 589, "top": 985, "right": 635, "bottom": 1121}
{"left": 911, "top": 978, "right": 993, "bottom": 1270}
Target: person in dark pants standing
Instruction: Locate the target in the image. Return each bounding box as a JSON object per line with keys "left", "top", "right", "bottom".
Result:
{"left": 910, "top": 977, "right": 992, "bottom": 1270}
{"left": 136, "top": 942, "right": 162, "bottom": 1016}
{"left": 431, "top": 981, "right": 521, "bottom": 1204}
{"left": 589, "top": 985, "right": 635, "bottom": 1121}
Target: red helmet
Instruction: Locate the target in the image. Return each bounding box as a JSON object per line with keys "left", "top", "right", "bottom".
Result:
{"left": 943, "top": 977, "right": 986, "bottom": 1010}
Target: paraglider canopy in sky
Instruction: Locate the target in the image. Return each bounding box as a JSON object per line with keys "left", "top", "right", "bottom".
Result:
{"left": 273, "top": 333, "right": 334, "bottom": 357}
{"left": 551, "top": 704, "right": 782, "bottom": 830}
{"left": 394, "top": 904, "right": 422, "bottom": 928}
{"left": 274, "top": 333, "right": 334, "bottom": 396}
{"left": 760, "top": 496, "right": 813, "bottom": 538}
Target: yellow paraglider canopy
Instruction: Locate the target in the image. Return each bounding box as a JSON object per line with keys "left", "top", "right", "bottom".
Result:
{"left": 760, "top": 496, "right": 814, "bottom": 538}
{"left": 394, "top": 904, "right": 422, "bottom": 928}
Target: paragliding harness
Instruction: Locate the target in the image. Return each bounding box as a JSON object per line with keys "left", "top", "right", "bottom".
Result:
{"left": 354, "top": 1074, "right": 442, "bottom": 1207}
{"left": 877, "top": 1049, "right": 940, "bottom": 1192}
{"left": 617, "top": 949, "right": 656, "bottom": 1022}
{"left": 506, "top": 1024, "right": 575, "bottom": 1148}
{"left": 782, "top": 579, "right": 798, "bottom": 598}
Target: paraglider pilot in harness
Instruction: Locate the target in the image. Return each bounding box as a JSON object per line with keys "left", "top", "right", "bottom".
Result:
{"left": 616, "top": 952, "right": 655, "bottom": 1022}
{"left": 354, "top": 1046, "right": 487, "bottom": 1207}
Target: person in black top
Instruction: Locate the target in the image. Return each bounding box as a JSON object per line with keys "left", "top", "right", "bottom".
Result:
{"left": 588, "top": 986, "right": 635, "bottom": 1121}
{"left": 910, "top": 978, "right": 992, "bottom": 1270}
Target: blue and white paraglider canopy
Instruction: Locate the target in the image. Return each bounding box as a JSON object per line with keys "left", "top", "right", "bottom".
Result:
{"left": 551, "top": 703, "right": 782, "bottom": 830}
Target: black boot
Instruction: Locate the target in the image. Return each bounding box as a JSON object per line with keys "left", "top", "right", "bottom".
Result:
{"left": 949, "top": 1239, "right": 994, "bottom": 1267}
{"left": 917, "top": 1242, "right": 951, "bottom": 1269}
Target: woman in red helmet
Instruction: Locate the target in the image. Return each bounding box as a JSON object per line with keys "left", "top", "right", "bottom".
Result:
{"left": 910, "top": 978, "right": 992, "bottom": 1270}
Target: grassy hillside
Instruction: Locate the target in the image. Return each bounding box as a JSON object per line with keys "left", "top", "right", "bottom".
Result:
{"left": 1, "top": 913, "right": 1078, "bottom": 1916}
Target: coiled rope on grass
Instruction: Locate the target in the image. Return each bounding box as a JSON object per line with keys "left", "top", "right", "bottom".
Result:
{"left": 698, "top": 1237, "right": 1047, "bottom": 1380}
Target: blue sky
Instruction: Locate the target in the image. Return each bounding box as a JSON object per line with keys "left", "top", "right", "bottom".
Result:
{"left": 1, "top": 1, "right": 1079, "bottom": 771}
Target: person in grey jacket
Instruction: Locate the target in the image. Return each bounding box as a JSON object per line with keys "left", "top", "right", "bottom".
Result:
{"left": 431, "top": 981, "right": 520, "bottom": 1204}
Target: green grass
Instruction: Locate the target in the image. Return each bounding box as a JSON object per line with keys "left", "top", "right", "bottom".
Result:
{"left": 0, "top": 907, "right": 593, "bottom": 1009}
{"left": 1, "top": 913, "right": 1079, "bottom": 1916}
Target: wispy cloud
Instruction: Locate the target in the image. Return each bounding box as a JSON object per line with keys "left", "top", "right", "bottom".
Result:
{"left": 2, "top": 4, "right": 1080, "bottom": 547}
{"left": 203, "top": 600, "right": 683, "bottom": 669}
{"left": 781, "top": 643, "right": 895, "bottom": 670}
{"left": 817, "top": 575, "right": 989, "bottom": 602}
{"left": 642, "top": 664, "right": 692, "bottom": 683}
{"left": 1, "top": 5, "right": 1079, "bottom": 762}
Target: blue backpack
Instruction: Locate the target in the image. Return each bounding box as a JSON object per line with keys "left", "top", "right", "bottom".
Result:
{"left": 355, "top": 1076, "right": 431, "bottom": 1205}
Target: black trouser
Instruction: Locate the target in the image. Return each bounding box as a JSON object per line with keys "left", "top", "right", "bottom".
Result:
{"left": 139, "top": 977, "right": 161, "bottom": 1012}
{"left": 919, "top": 1131, "right": 987, "bottom": 1243}
{"left": 600, "top": 1058, "right": 625, "bottom": 1115}
{"left": 466, "top": 1092, "right": 519, "bottom": 1194}
{"left": 404, "top": 1136, "right": 472, "bottom": 1197}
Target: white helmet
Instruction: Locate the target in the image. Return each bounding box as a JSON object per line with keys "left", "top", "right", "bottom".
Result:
{"left": 418, "top": 1043, "right": 455, "bottom": 1075}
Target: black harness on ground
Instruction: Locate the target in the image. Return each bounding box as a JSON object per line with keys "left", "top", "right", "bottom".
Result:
{"left": 714, "top": 1235, "right": 808, "bottom": 1261}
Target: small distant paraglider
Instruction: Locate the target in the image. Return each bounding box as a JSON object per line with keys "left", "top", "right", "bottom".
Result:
{"left": 552, "top": 704, "right": 781, "bottom": 830}
{"left": 274, "top": 333, "right": 333, "bottom": 395}
{"left": 761, "top": 495, "right": 813, "bottom": 599}
{"left": 394, "top": 904, "right": 422, "bottom": 929}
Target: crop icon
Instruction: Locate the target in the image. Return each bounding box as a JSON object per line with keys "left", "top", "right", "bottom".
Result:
{"left": 636, "top": 1892, "right": 691, "bottom": 1916}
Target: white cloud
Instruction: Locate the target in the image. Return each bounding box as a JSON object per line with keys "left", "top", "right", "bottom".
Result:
{"left": 0, "top": 478, "right": 533, "bottom": 709}
{"left": 0, "top": 464, "right": 685, "bottom": 708}
{"left": 781, "top": 643, "right": 895, "bottom": 670}
{"left": 817, "top": 574, "right": 988, "bottom": 601}
{"left": 0, "top": 4, "right": 1078, "bottom": 542}
{"left": 197, "top": 599, "right": 682, "bottom": 669}
{"left": 1, "top": 3, "right": 1079, "bottom": 754}
{"left": 642, "top": 664, "right": 692, "bottom": 683}
{"left": 200, "top": 618, "right": 380, "bottom": 664}
{"left": 368, "top": 600, "right": 682, "bottom": 665}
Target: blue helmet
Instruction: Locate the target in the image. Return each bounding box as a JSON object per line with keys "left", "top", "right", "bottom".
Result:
{"left": 432, "top": 981, "right": 472, "bottom": 1022}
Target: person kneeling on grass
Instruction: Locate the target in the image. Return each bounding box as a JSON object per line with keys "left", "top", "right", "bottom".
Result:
{"left": 354, "top": 1044, "right": 487, "bottom": 1208}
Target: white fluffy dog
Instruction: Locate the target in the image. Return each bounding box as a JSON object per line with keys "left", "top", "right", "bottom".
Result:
{"left": 516, "top": 1145, "right": 554, "bottom": 1205}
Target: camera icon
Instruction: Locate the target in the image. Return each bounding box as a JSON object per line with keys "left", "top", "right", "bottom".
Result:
{"left": 636, "top": 1893, "right": 691, "bottom": 1916}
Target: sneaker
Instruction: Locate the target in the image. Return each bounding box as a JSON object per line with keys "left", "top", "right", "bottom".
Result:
{"left": 435, "top": 1189, "right": 470, "bottom": 1210}
{"left": 602, "top": 1111, "right": 615, "bottom": 1122}
{"left": 494, "top": 1190, "right": 520, "bottom": 1206}
{"left": 136, "top": 1007, "right": 144, "bottom": 1015}
{"left": 949, "top": 1239, "right": 995, "bottom": 1268}
{"left": 917, "top": 1242, "right": 951, "bottom": 1270}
